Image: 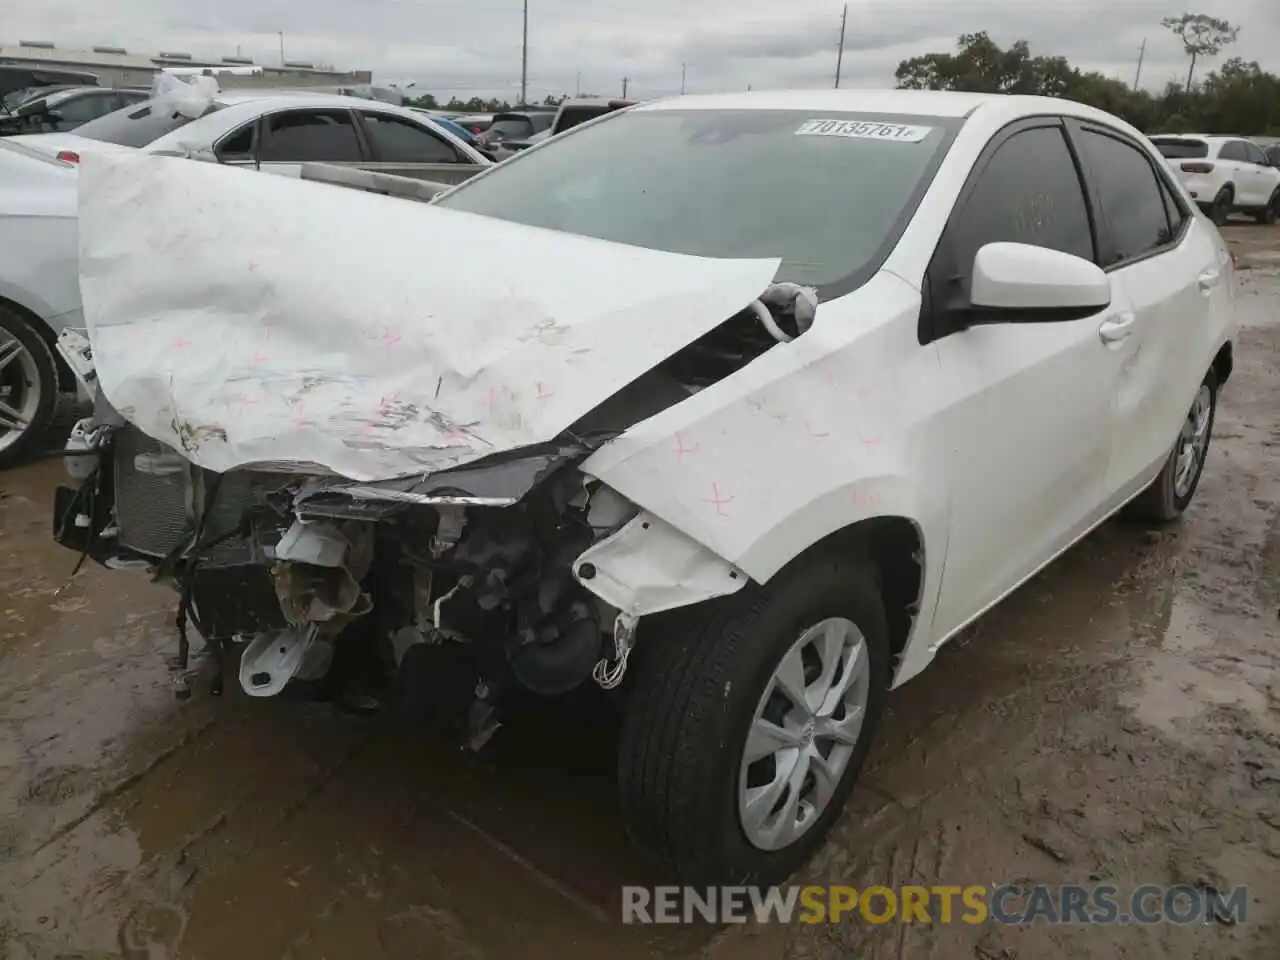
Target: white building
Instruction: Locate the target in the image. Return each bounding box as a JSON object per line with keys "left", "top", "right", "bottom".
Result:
{"left": 0, "top": 40, "right": 372, "bottom": 90}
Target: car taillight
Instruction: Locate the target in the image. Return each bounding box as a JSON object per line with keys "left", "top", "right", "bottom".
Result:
{"left": 1180, "top": 161, "right": 1214, "bottom": 174}
{"left": 56, "top": 150, "right": 80, "bottom": 164}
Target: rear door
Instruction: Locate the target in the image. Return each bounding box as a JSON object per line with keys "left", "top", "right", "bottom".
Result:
{"left": 1068, "top": 121, "right": 1218, "bottom": 503}
{"left": 1243, "top": 140, "right": 1280, "bottom": 207}
{"left": 217, "top": 108, "right": 366, "bottom": 178}
{"left": 1217, "top": 140, "right": 1259, "bottom": 206}
{"left": 355, "top": 110, "right": 484, "bottom": 185}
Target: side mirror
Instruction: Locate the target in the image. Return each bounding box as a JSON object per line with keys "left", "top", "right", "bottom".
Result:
{"left": 969, "top": 242, "right": 1110, "bottom": 321}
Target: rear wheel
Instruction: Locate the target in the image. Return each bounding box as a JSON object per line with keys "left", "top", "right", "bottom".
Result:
{"left": 1209, "top": 188, "right": 1233, "bottom": 226}
{"left": 0, "top": 305, "right": 58, "bottom": 470}
{"left": 1255, "top": 190, "right": 1279, "bottom": 225}
{"left": 617, "top": 550, "right": 890, "bottom": 886}
{"left": 1126, "top": 369, "right": 1217, "bottom": 523}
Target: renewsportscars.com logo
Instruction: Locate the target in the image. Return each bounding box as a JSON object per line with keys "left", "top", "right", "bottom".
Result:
{"left": 621, "top": 884, "right": 1249, "bottom": 926}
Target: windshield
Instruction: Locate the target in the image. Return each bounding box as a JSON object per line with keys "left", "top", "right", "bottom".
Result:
{"left": 437, "top": 109, "right": 959, "bottom": 290}
{"left": 1150, "top": 137, "right": 1209, "bottom": 159}
{"left": 484, "top": 117, "right": 534, "bottom": 141}
{"left": 73, "top": 99, "right": 221, "bottom": 148}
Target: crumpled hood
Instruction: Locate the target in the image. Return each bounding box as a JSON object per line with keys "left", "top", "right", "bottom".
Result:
{"left": 77, "top": 151, "right": 781, "bottom": 482}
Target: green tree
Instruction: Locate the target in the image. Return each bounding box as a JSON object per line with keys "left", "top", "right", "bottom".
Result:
{"left": 1161, "top": 13, "right": 1239, "bottom": 91}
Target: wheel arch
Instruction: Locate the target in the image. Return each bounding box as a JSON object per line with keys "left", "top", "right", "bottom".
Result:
{"left": 735, "top": 509, "right": 931, "bottom": 682}
{"left": 1213, "top": 340, "right": 1233, "bottom": 387}
{"left": 0, "top": 292, "right": 74, "bottom": 391}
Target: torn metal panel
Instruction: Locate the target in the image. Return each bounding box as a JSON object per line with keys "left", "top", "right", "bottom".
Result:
{"left": 76, "top": 151, "right": 781, "bottom": 483}
{"left": 572, "top": 511, "right": 748, "bottom": 617}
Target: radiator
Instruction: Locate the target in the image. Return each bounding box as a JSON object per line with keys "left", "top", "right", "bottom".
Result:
{"left": 113, "top": 427, "right": 193, "bottom": 558}
{"left": 113, "top": 427, "right": 292, "bottom": 563}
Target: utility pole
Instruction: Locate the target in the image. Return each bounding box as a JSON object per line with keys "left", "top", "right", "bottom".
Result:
{"left": 278, "top": 31, "right": 285, "bottom": 67}
{"left": 622, "top": 76, "right": 630, "bottom": 98}
{"left": 835, "top": 4, "right": 847, "bottom": 89}
{"left": 681, "top": 62, "right": 687, "bottom": 94}
{"left": 519, "top": 0, "right": 529, "bottom": 106}
{"left": 1133, "top": 37, "right": 1147, "bottom": 90}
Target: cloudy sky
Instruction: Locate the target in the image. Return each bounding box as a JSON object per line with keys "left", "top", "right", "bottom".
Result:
{"left": 5, "top": 0, "right": 1279, "bottom": 101}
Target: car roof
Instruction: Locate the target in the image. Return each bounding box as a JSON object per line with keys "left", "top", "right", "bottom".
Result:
{"left": 210, "top": 90, "right": 407, "bottom": 110}
{"left": 632, "top": 89, "right": 1151, "bottom": 126}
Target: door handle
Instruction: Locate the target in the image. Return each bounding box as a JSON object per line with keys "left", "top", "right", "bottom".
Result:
{"left": 1098, "top": 312, "right": 1136, "bottom": 345}
{"left": 1198, "top": 269, "right": 1221, "bottom": 292}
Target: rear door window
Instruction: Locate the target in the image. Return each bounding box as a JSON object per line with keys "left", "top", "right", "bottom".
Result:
{"left": 259, "top": 109, "right": 363, "bottom": 163}
{"left": 359, "top": 112, "right": 462, "bottom": 162}
{"left": 1217, "top": 141, "right": 1249, "bottom": 162}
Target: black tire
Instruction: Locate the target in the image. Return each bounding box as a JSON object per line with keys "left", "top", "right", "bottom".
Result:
{"left": 1255, "top": 191, "right": 1280, "bottom": 226}
{"left": 617, "top": 549, "right": 890, "bottom": 887}
{"left": 1210, "top": 188, "right": 1232, "bottom": 226}
{"left": 1126, "top": 368, "right": 1218, "bottom": 523}
{"left": 0, "top": 304, "right": 59, "bottom": 470}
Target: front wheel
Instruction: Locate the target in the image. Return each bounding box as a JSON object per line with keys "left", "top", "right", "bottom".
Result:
{"left": 1126, "top": 369, "right": 1217, "bottom": 523}
{"left": 616, "top": 550, "right": 890, "bottom": 887}
{"left": 0, "top": 305, "right": 59, "bottom": 470}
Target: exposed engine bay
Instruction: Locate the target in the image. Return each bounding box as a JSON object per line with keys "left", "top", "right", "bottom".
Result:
{"left": 52, "top": 284, "right": 815, "bottom": 750}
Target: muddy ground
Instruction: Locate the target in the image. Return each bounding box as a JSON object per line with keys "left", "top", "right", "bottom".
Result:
{"left": 2, "top": 225, "right": 1279, "bottom": 960}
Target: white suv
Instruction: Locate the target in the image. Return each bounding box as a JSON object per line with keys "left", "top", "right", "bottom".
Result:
{"left": 1151, "top": 134, "right": 1280, "bottom": 225}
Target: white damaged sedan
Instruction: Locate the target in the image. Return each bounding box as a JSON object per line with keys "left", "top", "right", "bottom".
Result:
{"left": 55, "top": 89, "right": 1236, "bottom": 886}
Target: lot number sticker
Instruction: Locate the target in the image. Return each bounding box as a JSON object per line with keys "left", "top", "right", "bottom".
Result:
{"left": 795, "top": 119, "right": 934, "bottom": 142}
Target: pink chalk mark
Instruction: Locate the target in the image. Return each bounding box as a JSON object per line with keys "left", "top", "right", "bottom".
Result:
{"left": 857, "top": 427, "right": 883, "bottom": 449}
{"left": 851, "top": 489, "right": 882, "bottom": 509}
{"left": 487, "top": 386, "right": 501, "bottom": 415}
{"left": 535, "top": 383, "right": 553, "bottom": 401}
{"left": 172, "top": 339, "right": 193, "bottom": 350}
{"left": 247, "top": 261, "right": 259, "bottom": 273}
{"left": 229, "top": 393, "right": 259, "bottom": 407}
{"left": 249, "top": 351, "right": 270, "bottom": 366}
{"left": 674, "top": 432, "right": 698, "bottom": 463}
{"left": 700, "top": 482, "right": 735, "bottom": 518}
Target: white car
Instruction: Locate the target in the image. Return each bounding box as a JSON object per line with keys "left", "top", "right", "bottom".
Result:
{"left": 0, "top": 140, "right": 79, "bottom": 467}
{"left": 8, "top": 90, "right": 492, "bottom": 179}
{"left": 0, "top": 92, "right": 493, "bottom": 467}
{"left": 1150, "top": 133, "right": 1280, "bottom": 225}
{"left": 57, "top": 89, "right": 1236, "bottom": 886}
